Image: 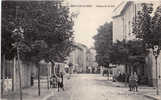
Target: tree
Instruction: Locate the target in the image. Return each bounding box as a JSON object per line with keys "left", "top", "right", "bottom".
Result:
{"left": 93, "top": 22, "right": 112, "bottom": 67}
{"left": 2, "top": 1, "right": 75, "bottom": 96}
{"left": 151, "top": 4, "right": 161, "bottom": 45}
{"left": 132, "top": 3, "right": 161, "bottom": 48}
{"left": 132, "top": 3, "right": 161, "bottom": 87}
{"left": 110, "top": 40, "right": 145, "bottom": 71}
{"left": 110, "top": 40, "right": 128, "bottom": 65}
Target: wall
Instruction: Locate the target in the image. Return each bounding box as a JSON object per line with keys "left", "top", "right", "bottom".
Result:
{"left": 14, "top": 60, "right": 36, "bottom": 90}
{"left": 67, "top": 43, "right": 88, "bottom": 73}
{"left": 112, "top": 2, "right": 142, "bottom": 43}
{"left": 145, "top": 49, "right": 161, "bottom": 87}
{"left": 2, "top": 59, "right": 36, "bottom": 93}
{"left": 82, "top": 48, "right": 87, "bottom": 73}
{"left": 113, "top": 16, "right": 124, "bottom": 42}
{"left": 151, "top": 50, "right": 161, "bottom": 88}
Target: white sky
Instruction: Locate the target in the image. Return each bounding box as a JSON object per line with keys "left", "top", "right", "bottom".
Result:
{"left": 64, "top": 0, "right": 122, "bottom": 48}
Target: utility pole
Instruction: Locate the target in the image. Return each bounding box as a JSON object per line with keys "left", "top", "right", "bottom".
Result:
{"left": 152, "top": 44, "right": 160, "bottom": 95}
{"left": 155, "top": 56, "right": 159, "bottom": 95}
{"left": 17, "top": 42, "right": 23, "bottom": 100}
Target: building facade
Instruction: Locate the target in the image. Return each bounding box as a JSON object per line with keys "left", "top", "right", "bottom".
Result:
{"left": 86, "top": 48, "right": 98, "bottom": 73}
{"left": 67, "top": 43, "right": 88, "bottom": 73}
{"left": 112, "top": 1, "right": 142, "bottom": 43}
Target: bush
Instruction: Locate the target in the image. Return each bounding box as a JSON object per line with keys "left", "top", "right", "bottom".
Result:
{"left": 138, "top": 75, "right": 148, "bottom": 85}
{"left": 116, "top": 73, "right": 126, "bottom": 82}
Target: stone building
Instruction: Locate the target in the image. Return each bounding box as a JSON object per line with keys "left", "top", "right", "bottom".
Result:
{"left": 86, "top": 48, "right": 98, "bottom": 73}
{"left": 67, "top": 43, "right": 88, "bottom": 73}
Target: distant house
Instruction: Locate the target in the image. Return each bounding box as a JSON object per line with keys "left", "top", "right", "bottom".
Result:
{"left": 86, "top": 48, "right": 98, "bottom": 73}
{"left": 67, "top": 43, "right": 88, "bottom": 73}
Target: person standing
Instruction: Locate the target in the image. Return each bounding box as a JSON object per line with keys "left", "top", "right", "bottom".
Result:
{"left": 134, "top": 72, "right": 138, "bottom": 92}
{"left": 129, "top": 72, "right": 135, "bottom": 91}
{"left": 31, "top": 73, "right": 34, "bottom": 86}
{"left": 57, "top": 72, "right": 64, "bottom": 92}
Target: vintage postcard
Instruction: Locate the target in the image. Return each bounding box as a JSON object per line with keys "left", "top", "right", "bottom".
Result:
{"left": 1, "top": 0, "right": 161, "bottom": 100}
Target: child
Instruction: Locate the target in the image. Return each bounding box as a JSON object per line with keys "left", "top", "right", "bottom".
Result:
{"left": 57, "top": 72, "right": 64, "bottom": 92}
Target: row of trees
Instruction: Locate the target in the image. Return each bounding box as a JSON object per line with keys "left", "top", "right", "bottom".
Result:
{"left": 94, "top": 3, "right": 161, "bottom": 71}
{"left": 93, "top": 23, "right": 145, "bottom": 69}
{"left": 93, "top": 22, "right": 112, "bottom": 67}
{"left": 2, "top": 1, "right": 76, "bottom": 97}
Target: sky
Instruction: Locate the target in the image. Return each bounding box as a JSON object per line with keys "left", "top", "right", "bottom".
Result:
{"left": 64, "top": 0, "right": 122, "bottom": 48}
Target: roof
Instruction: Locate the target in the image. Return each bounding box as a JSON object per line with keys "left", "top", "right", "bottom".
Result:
{"left": 112, "top": 1, "right": 158, "bottom": 18}
{"left": 112, "top": 1, "right": 133, "bottom": 18}
{"left": 76, "top": 42, "right": 88, "bottom": 50}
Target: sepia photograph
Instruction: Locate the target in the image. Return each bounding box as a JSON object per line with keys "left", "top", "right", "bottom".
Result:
{"left": 1, "top": 0, "right": 161, "bottom": 100}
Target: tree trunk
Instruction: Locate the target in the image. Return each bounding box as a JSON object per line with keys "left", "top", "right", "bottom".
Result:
{"left": 125, "top": 64, "right": 128, "bottom": 87}
{"left": 12, "top": 57, "right": 16, "bottom": 91}
{"left": 36, "top": 63, "right": 40, "bottom": 96}
{"left": 47, "top": 65, "right": 49, "bottom": 89}
{"left": 1, "top": 54, "right": 5, "bottom": 97}
{"left": 52, "top": 63, "right": 55, "bottom": 75}
{"left": 48, "top": 60, "right": 55, "bottom": 89}
{"left": 17, "top": 47, "right": 23, "bottom": 100}
{"left": 49, "top": 60, "right": 55, "bottom": 74}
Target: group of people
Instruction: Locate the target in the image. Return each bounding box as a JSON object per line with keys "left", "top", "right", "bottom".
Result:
{"left": 129, "top": 72, "right": 138, "bottom": 92}
{"left": 50, "top": 72, "right": 64, "bottom": 92}
{"left": 113, "top": 72, "right": 139, "bottom": 92}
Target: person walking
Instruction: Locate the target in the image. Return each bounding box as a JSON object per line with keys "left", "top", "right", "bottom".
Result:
{"left": 134, "top": 72, "right": 138, "bottom": 92}
{"left": 57, "top": 72, "right": 64, "bottom": 92}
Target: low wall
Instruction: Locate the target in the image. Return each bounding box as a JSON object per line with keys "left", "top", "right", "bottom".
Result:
{"left": 3, "top": 60, "right": 36, "bottom": 92}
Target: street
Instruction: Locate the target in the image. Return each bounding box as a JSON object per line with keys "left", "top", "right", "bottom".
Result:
{"left": 47, "top": 74, "right": 151, "bottom": 100}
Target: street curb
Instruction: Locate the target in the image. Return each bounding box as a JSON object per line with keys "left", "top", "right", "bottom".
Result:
{"left": 143, "top": 94, "right": 161, "bottom": 100}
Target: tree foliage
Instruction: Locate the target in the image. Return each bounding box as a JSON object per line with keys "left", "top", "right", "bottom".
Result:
{"left": 93, "top": 22, "right": 112, "bottom": 67}
{"left": 110, "top": 40, "right": 145, "bottom": 65}
{"left": 132, "top": 3, "right": 161, "bottom": 48}
{"left": 110, "top": 40, "right": 128, "bottom": 65}
{"left": 151, "top": 4, "right": 161, "bottom": 45}
{"left": 2, "top": 1, "right": 75, "bottom": 63}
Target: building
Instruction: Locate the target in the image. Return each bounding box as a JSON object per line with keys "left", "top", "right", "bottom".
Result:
{"left": 112, "top": 1, "right": 143, "bottom": 78}
{"left": 112, "top": 1, "right": 143, "bottom": 43}
{"left": 112, "top": 1, "right": 161, "bottom": 86}
{"left": 86, "top": 48, "right": 98, "bottom": 73}
{"left": 67, "top": 43, "right": 88, "bottom": 73}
